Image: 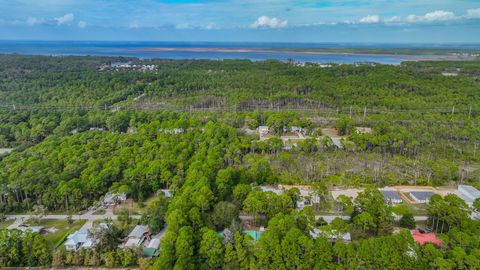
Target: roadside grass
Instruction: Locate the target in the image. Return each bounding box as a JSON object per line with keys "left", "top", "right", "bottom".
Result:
{"left": 92, "top": 209, "right": 106, "bottom": 215}
{"left": 25, "top": 219, "right": 86, "bottom": 248}
{"left": 0, "top": 219, "right": 14, "bottom": 228}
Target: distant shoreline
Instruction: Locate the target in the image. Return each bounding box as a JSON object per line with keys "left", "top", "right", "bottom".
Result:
{"left": 132, "top": 47, "right": 476, "bottom": 60}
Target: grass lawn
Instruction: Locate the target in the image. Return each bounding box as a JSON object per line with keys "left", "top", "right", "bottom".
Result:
{"left": 131, "top": 195, "right": 159, "bottom": 214}
{"left": 0, "top": 219, "right": 14, "bottom": 228}
{"left": 26, "top": 219, "right": 86, "bottom": 248}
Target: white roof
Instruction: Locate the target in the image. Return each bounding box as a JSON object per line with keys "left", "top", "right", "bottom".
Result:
{"left": 330, "top": 137, "right": 343, "bottom": 148}
{"left": 310, "top": 228, "right": 351, "bottom": 242}
{"left": 259, "top": 186, "right": 283, "bottom": 195}
{"left": 104, "top": 192, "right": 127, "bottom": 204}
{"left": 17, "top": 226, "right": 43, "bottom": 233}
{"left": 161, "top": 189, "right": 173, "bottom": 198}
{"left": 64, "top": 228, "right": 93, "bottom": 248}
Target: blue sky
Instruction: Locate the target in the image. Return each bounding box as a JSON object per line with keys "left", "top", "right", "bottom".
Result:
{"left": 0, "top": 0, "right": 479, "bottom": 43}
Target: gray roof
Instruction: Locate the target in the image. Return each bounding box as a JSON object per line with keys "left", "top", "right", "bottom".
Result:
{"left": 128, "top": 225, "right": 149, "bottom": 239}
{"left": 382, "top": 190, "right": 402, "bottom": 201}
{"left": 410, "top": 191, "right": 435, "bottom": 201}
{"left": 459, "top": 185, "right": 480, "bottom": 198}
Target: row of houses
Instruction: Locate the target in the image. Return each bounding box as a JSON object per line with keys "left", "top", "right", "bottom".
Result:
{"left": 64, "top": 223, "right": 161, "bottom": 257}
{"left": 259, "top": 184, "right": 480, "bottom": 208}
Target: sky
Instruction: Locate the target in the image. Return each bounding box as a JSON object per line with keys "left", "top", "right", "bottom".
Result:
{"left": 0, "top": 0, "right": 479, "bottom": 43}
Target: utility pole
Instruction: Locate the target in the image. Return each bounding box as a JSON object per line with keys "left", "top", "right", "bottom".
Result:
{"left": 363, "top": 107, "right": 366, "bottom": 122}
{"left": 469, "top": 105, "right": 472, "bottom": 118}
{"left": 451, "top": 106, "right": 455, "bottom": 115}
{"left": 349, "top": 106, "right": 352, "bottom": 119}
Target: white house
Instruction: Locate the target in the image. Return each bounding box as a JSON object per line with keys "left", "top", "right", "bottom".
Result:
{"left": 64, "top": 228, "right": 91, "bottom": 251}
{"left": 258, "top": 126, "right": 269, "bottom": 135}
{"left": 457, "top": 185, "right": 480, "bottom": 207}
{"left": 64, "top": 223, "right": 111, "bottom": 251}
{"left": 259, "top": 186, "right": 284, "bottom": 195}
{"left": 310, "top": 228, "right": 351, "bottom": 243}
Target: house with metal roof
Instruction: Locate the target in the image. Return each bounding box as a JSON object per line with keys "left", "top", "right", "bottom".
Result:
{"left": 410, "top": 191, "right": 435, "bottom": 204}
{"left": 457, "top": 185, "right": 480, "bottom": 206}
{"left": 142, "top": 238, "right": 161, "bottom": 257}
{"left": 381, "top": 190, "right": 403, "bottom": 205}
{"left": 16, "top": 225, "right": 45, "bottom": 234}
{"left": 259, "top": 186, "right": 284, "bottom": 195}
{"left": 124, "top": 225, "right": 150, "bottom": 248}
{"left": 103, "top": 192, "right": 127, "bottom": 206}
{"left": 64, "top": 228, "right": 91, "bottom": 251}
{"left": 64, "top": 222, "right": 111, "bottom": 251}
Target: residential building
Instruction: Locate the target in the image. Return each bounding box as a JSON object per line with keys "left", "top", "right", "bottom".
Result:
{"left": 258, "top": 126, "right": 269, "bottom": 135}
{"left": 381, "top": 190, "right": 403, "bottom": 205}
{"left": 409, "top": 191, "right": 435, "bottom": 204}
{"left": 310, "top": 228, "right": 351, "bottom": 243}
{"left": 17, "top": 225, "right": 44, "bottom": 234}
{"left": 64, "top": 228, "right": 91, "bottom": 251}
{"left": 124, "top": 225, "right": 150, "bottom": 248}
{"left": 142, "top": 238, "right": 161, "bottom": 257}
{"left": 103, "top": 192, "right": 127, "bottom": 206}
{"left": 411, "top": 230, "right": 442, "bottom": 246}
{"left": 457, "top": 185, "right": 480, "bottom": 207}
{"left": 259, "top": 186, "right": 283, "bottom": 195}
{"left": 64, "top": 223, "right": 111, "bottom": 251}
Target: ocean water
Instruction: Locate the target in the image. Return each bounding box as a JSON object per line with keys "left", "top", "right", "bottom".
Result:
{"left": 0, "top": 40, "right": 477, "bottom": 64}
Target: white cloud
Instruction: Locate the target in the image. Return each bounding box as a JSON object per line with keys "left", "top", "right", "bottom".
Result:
{"left": 359, "top": 15, "right": 380, "bottom": 24}
{"left": 384, "top": 16, "right": 402, "bottom": 23}
{"left": 26, "top": 17, "right": 45, "bottom": 26}
{"left": 466, "top": 8, "right": 480, "bottom": 19}
{"left": 406, "top": 10, "right": 455, "bottom": 23}
{"left": 251, "top": 16, "right": 288, "bottom": 29}
{"left": 55, "top": 13, "right": 74, "bottom": 25}
{"left": 424, "top": 10, "right": 455, "bottom": 22}
{"left": 203, "top": 22, "right": 217, "bottom": 30}
{"left": 77, "top": 21, "right": 87, "bottom": 28}
{"left": 175, "top": 23, "right": 193, "bottom": 29}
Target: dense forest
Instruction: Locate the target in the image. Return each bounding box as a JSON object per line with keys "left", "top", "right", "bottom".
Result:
{"left": 0, "top": 55, "right": 480, "bottom": 269}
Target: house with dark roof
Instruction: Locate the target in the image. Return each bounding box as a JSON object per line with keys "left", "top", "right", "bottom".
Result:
{"left": 410, "top": 191, "right": 435, "bottom": 204}
{"left": 381, "top": 190, "right": 403, "bottom": 205}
